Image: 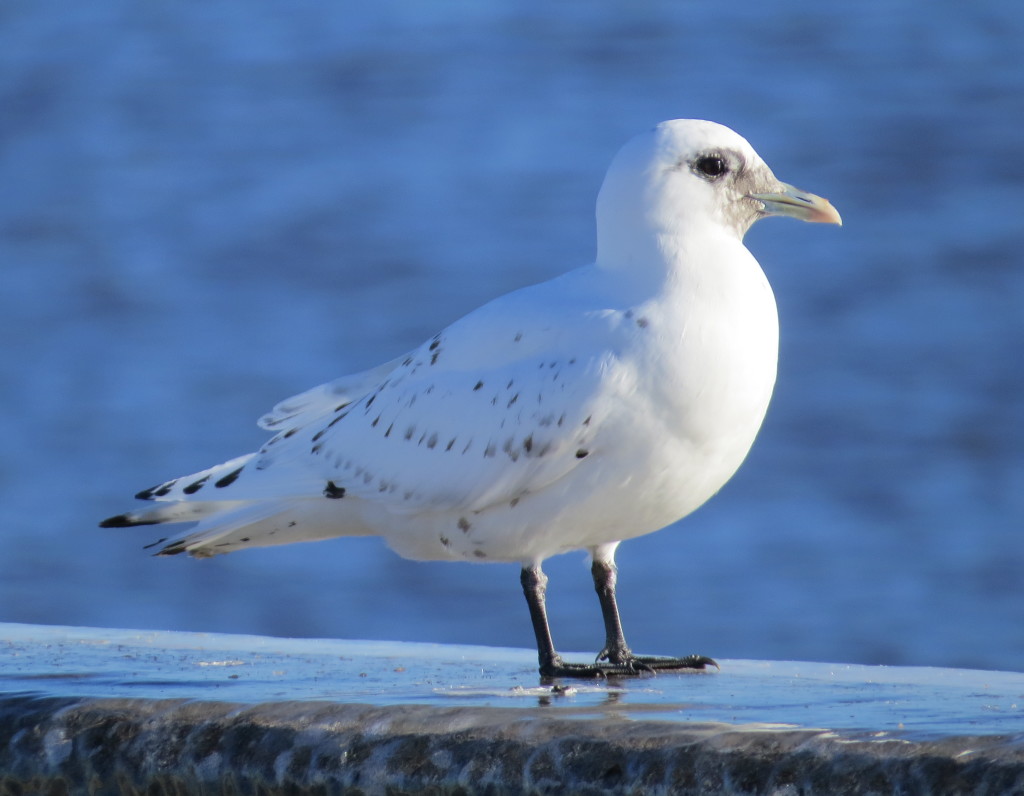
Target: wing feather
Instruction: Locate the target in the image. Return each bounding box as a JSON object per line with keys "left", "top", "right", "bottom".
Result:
{"left": 257, "top": 355, "right": 407, "bottom": 430}
{"left": 293, "top": 321, "right": 615, "bottom": 515}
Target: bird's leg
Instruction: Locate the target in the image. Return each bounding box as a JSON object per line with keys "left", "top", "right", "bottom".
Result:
{"left": 589, "top": 545, "right": 719, "bottom": 673}
{"left": 520, "top": 558, "right": 716, "bottom": 679}
{"left": 520, "top": 563, "right": 622, "bottom": 678}
{"left": 591, "top": 557, "right": 634, "bottom": 665}
{"left": 520, "top": 564, "right": 565, "bottom": 676}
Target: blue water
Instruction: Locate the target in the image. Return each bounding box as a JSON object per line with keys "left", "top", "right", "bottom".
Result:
{"left": 2, "top": 1, "right": 1022, "bottom": 672}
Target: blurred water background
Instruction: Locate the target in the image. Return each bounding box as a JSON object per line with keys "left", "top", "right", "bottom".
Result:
{"left": 2, "top": 0, "right": 1022, "bottom": 673}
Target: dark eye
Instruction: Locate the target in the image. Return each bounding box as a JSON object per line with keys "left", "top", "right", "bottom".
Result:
{"left": 694, "top": 155, "right": 728, "bottom": 179}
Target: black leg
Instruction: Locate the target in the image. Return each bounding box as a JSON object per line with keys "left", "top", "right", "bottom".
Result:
{"left": 520, "top": 560, "right": 717, "bottom": 679}
{"left": 590, "top": 556, "right": 717, "bottom": 673}
{"left": 520, "top": 564, "right": 563, "bottom": 675}
{"left": 520, "top": 563, "right": 611, "bottom": 678}
{"left": 592, "top": 558, "right": 633, "bottom": 664}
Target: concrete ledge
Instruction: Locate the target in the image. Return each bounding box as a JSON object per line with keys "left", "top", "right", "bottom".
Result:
{"left": 2, "top": 695, "right": 1024, "bottom": 795}
{"left": 2, "top": 624, "right": 1023, "bottom": 795}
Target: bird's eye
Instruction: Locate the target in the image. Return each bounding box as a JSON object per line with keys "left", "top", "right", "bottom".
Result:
{"left": 694, "top": 155, "right": 728, "bottom": 180}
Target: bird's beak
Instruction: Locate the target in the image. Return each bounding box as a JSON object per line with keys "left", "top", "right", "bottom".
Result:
{"left": 749, "top": 183, "right": 842, "bottom": 226}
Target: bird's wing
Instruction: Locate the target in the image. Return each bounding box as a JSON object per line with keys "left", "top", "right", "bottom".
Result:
{"left": 255, "top": 293, "right": 620, "bottom": 516}
{"left": 257, "top": 355, "right": 408, "bottom": 431}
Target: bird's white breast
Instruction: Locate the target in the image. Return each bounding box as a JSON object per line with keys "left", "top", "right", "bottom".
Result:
{"left": 567, "top": 238, "right": 778, "bottom": 541}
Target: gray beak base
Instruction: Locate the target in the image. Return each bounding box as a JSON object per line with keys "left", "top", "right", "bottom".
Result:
{"left": 749, "top": 183, "right": 842, "bottom": 226}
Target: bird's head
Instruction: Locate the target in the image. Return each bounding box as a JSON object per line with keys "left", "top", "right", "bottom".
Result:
{"left": 596, "top": 119, "right": 840, "bottom": 266}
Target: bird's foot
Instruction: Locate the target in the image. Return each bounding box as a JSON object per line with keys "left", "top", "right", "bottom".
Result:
{"left": 599, "top": 642, "right": 718, "bottom": 674}
{"left": 625, "top": 654, "right": 719, "bottom": 672}
{"left": 538, "top": 652, "right": 717, "bottom": 679}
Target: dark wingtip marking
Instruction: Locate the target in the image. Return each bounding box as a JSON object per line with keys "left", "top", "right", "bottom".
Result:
{"left": 136, "top": 479, "right": 177, "bottom": 500}
{"left": 155, "top": 540, "right": 188, "bottom": 556}
{"left": 215, "top": 467, "right": 244, "bottom": 488}
{"left": 101, "top": 514, "right": 161, "bottom": 528}
{"left": 575, "top": 449, "right": 589, "bottom": 459}
{"left": 100, "top": 514, "right": 133, "bottom": 528}
{"left": 182, "top": 475, "right": 210, "bottom": 495}
{"left": 324, "top": 481, "right": 346, "bottom": 499}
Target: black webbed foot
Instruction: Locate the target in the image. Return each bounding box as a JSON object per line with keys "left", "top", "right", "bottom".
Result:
{"left": 625, "top": 653, "right": 718, "bottom": 672}
{"left": 539, "top": 652, "right": 717, "bottom": 679}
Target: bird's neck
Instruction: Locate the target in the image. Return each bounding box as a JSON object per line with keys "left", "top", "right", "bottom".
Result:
{"left": 595, "top": 218, "right": 745, "bottom": 299}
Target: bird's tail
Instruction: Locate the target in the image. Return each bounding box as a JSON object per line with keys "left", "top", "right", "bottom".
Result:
{"left": 100, "top": 453, "right": 279, "bottom": 557}
{"left": 100, "top": 452, "right": 364, "bottom": 557}
{"left": 99, "top": 453, "right": 256, "bottom": 530}
{"left": 141, "top": 502, "right": 310, "bottom": 558}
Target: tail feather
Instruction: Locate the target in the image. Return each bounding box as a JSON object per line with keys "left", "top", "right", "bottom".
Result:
{"left": 100, "top": 499, "right": 243, "bottom": 529}
{"left": 102, "top": 423, "right": 365, "bottom": 556}
{"left": 100, "top": 453, "right": 258, "bottom": 530}
{"left": 151, "top": 501, "right": 343, "bottom": 558}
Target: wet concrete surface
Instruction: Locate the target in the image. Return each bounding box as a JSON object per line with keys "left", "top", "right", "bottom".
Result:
{"left": 2, "top": 623, "right": 1023, "bottom": 794}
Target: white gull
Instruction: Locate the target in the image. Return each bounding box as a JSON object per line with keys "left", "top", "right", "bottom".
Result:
{"left": 103, "top": 119, "right": 841, "bottom": 677}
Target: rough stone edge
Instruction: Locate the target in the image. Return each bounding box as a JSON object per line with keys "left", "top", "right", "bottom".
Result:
{"left": 0, "top": 695, "right": 1022, "bottom": 796}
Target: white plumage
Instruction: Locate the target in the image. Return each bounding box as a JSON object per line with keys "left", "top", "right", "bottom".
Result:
{"left": 103, "top": 119, "right": 840, "bottom": 677}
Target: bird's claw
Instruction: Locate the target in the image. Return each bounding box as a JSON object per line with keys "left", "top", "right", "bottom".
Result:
{"left": 595, "top": 646, "right": 655, "bottom": 674}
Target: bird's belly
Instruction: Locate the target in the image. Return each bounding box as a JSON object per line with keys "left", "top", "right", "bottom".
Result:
{"left": 377, "top": 371, "right": 774, "bottom": 565}
{"left": 565, "top": 387, "right": 774, "bottom": 546}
